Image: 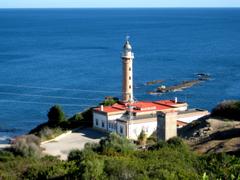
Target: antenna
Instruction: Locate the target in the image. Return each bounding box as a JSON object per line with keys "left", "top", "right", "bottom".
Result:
{"left": 126, "top": 35, "right": 130, "bottom": 41}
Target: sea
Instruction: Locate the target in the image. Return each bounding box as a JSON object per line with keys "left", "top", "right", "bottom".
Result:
{"left": 0, "top": 8, "right": 240, "bottom": 143}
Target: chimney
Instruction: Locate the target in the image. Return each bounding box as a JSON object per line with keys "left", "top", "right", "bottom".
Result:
{"left": 174, "top": 97, "right": 178, "bottom": 103}
{"left": 100, "top": 105, "right": 104, "bottom": 111}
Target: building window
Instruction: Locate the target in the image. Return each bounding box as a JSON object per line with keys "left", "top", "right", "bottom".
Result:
{"left": 95, "top": 119, "right": 98, "bottom": 126}
{"left": 102, "top": 122, "right": 105, "bottom": 128}
{"left": 129, "top": 67, "right": 131, "bottom": 71}
{"left": 129, "top": 85, "right": 131, "bottom": 89}
{"left": 129, "top": 76, "right": 131, "bottom": 80}
{"left": 120, "top": 126, "right": 123, "bottom": 134}
{"left": 109, "top": 123, "right": 113, "bottom": 129}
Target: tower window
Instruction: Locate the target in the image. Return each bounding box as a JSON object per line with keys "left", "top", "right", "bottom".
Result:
{"left": 129, "top": 67, "right": 131, "bottom": 71}
{"left": 129, "top": 85, "right": 131, "bottom": 89}
{"left": 129, "top": 76, "right": 131, "bottom": 80}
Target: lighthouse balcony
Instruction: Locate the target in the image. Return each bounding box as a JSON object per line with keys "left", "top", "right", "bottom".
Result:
{"left": 122, "top": 52, "right": 134, "bottom": 59}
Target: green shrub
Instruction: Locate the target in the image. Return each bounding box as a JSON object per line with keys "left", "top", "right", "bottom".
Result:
{"left": 68, "top": 149, "right": 84, "bottom": 162}
{"left": 198, "top": 153, "right": 240, "bottom": 179}
{"left": 147, "top": 131, "right": 157, "bottom": 145}
{"left": 104, "top": 158, "right": 146, "bottom": 180}
{"left": 66, "top": 113, "right": 84, "bottom": 129}
{"left": 0, "top": 151, "right": 14, "bottom": 162}
{"left": 21, "top": 156, "right": 75, "bottom": 179}
{"left": 81, "top": 158, "right": 105, "bottom": 180}
{"left": 39, "top": 127, "right": 64, "bottom": 141}
{"left": 100, "top": 97, "right": 119, "bottom": 106}
{"left": 99, "top": 133, "right": 136, "bottom": 155}
{"left": 28, "top": 122, "right": 49, "bottom": 135}
{"left": 138, "top": 129, "right": 147, "bottom": 146}
{"left": 167, "top": 137, "right": 185, "bottom": 148}
{"left": 11, "top": 134, "right": 42, "bottom": 158}
{"left": 211, "top": 100, "right": 240, "bottom": 121}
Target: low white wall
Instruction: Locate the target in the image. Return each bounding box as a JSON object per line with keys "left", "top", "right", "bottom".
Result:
{"left": 128, "top": 121, "right": 157, "bottom": 140}
{"left": 178, "top": 115, "right": 205, "bottom": 124}
{"left": 41, "top": 130, "right": 72, "bottom": 145}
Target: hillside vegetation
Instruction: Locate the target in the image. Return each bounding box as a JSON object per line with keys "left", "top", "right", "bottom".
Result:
{"left": 29, "top": 105, "right": 93, "bottom": 141}
{"left": 211, "top": 100, "right": 240, "bottom": 121}
{"left": 1, "top": 133, "right": 240, "bottom": 179}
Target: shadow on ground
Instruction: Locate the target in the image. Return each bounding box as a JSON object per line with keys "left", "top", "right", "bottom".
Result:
{"left": 72, "top": 128, "right": 107, "bottom": 139}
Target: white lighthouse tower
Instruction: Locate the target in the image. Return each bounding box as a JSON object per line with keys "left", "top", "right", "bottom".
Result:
{"left": 122, "top": 37, "right": 134, "bottom": 103}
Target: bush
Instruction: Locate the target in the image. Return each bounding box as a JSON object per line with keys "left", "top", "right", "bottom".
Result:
{"left": 104, "top": 158, "right": 145, "bottom": 180}
{"left": 11, "top": 134, "right": 42, "bottom": 158}
{"left": 147, "top": 131, "right": 157, "bottom": 145}
{"left": 100, "top": 97, "right": 119, "bottom": 106}
{"left": 21, "top": 156, "right": 76, "bottom": 179}
{"left": 199, "top": 153, "right": 240, "bottom": 179}
{"left": 39, "top": 127, "right": 64, "bottom": 141}
{"left": 211, "top": 100, "right": 240, "bottom": 121}
{"left": 68, "top": 149, "right": 84, "bottom": 162}
{"left": 99, "top": 133, "right": 136, "bottom": 155}
{"left": 67, "top": 148, "right": 103, "bottom": 179}
{"left": 167, "top": 137, "right": 185, "bottom": 148}
{"left": 0, "top": 150, "right": 14, "bottom": 162}
{"left": 28, "top": 122, "right": 49, "bottom": 135}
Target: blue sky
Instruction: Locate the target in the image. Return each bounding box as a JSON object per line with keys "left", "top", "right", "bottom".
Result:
{"left": 1, "top": 0, "right": 240, "bottom": 8}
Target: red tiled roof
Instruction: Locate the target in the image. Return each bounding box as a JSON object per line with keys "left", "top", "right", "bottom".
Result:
{"left": 177, "top": 120, "right": 188, "bottom": 127}
{"left": 94, "top": 103, "right": 126, "bottom": 113}
{"left": 94, "top": 100, "right": 185, "bottom": 113}
{"left": 154, "top": 100, "right": 178, "bottom": 106}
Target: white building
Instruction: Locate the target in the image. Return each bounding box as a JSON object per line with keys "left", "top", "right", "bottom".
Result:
{"left": 93, "top": 38, "right": 209, "bottom": 140}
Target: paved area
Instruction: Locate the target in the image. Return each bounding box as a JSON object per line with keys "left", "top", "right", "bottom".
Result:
{"left": 0, "top": 144, "right": 10, "bottom": 149}
{"left": 41, "top": 128, "right": 105, "bottom": 160}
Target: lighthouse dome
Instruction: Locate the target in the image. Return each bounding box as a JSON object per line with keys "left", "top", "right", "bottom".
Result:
{"left": 123, "top": 40, "right": 132, "bottom": 51}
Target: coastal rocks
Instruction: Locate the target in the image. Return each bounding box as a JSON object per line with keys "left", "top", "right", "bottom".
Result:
{"left": 156, "top": 79, "right": 201, "bottom": 93}
{"left": 145, "top": 80, "right": 164, "bottom": 86}
{"left": 147, "top": 73, "right": 210, "bottom": 95}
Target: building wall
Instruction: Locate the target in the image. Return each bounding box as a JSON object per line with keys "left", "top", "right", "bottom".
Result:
{"left": 157, "top": 111, "right": 178, "bottom": 141}
{"left": 128, "top": 121, "right": 157, "bottom": 140}
{"left": 108, "top": 113, "right": 124, "bottom": 132}
{"left": 116, "top": 121, "right": 127, "bottom": 136}
{"left": 93, "top": 112, "right": 107, "bottom": 130}
{"left": 93, "top": 112, "right": 124, "bottom": 132}
{"left": 171, "top": 106, "right": 188, "bottom": 112}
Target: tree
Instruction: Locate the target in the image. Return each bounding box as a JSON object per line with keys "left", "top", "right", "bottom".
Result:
{"left": 100, "top": 97, "right": 119, "bottom": 106}
{"left": 47, "top": 105, "right": 65, "bottom": 126}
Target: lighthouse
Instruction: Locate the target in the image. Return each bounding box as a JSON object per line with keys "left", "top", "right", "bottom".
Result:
{"left": 122, "top": 37, "right": 134, "bottom": 103}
